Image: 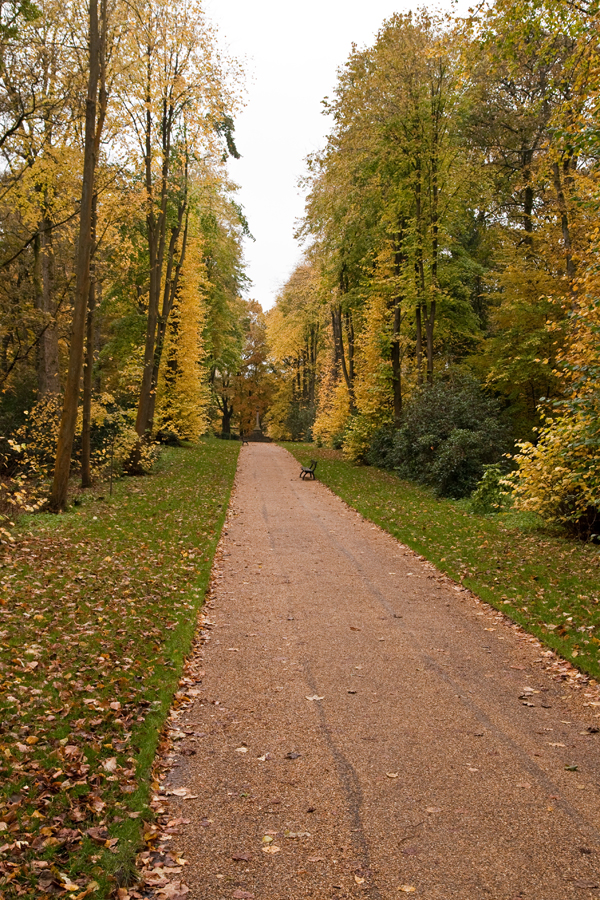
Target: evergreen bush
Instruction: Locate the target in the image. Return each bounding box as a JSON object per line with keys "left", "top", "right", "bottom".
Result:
{"left": 368, "top": 375, "right": 509, "bottom": 498}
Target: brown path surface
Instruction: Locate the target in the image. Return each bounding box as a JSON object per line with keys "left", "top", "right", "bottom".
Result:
{"left": 165, "top": 443, "right": 600, "bottom": 899}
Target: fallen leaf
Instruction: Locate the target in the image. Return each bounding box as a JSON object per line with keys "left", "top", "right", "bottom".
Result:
{"left": 86, "top": 827, "right": 109, "bottom": 843}
{"left": 168, "top": 787, "right": 198, "bottom": 799}
{"left": 386, "top": 772, "right": 399, "bottom": 778}
{"left": 231, "top": 853, "right": 252, "bottom": 862}
{"left": 355, "top": 875, "right": 365, "bottom": 884}
{"left": 305, "top": 695, "right": 324, "bottom": 701}
{"left": 426, "top": 807, "right": 441, "bottom": 813}
{"left": 232, "top": 892, "right": 255, "bottom": 899}
{"left": 235, "top": 747, "right": 248, "bottom": 754}
{"left": 262, "top": 845, "right": 281, "bottom": 854}
{"left": 73, "top": 881, "right": 100, "bottom": 899}
{"left": 398, "top": 887, "right": 416, "bottom": 894}
{"left": 155, "top": 881, "right": 189, "bottom": 898}
{"left": 102, "top": 757, "right": 118, "bottom": 773}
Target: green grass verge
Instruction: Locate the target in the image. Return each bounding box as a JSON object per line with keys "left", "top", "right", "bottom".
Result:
{"left": 0, "top": 437, "right": 239, "bottom": 898}
{"left": 283, "top": 443, "right": 600, "bottom": 682}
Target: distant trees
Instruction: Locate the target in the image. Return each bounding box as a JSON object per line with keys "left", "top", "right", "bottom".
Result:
{"left": 210, "top": 298, "right": 272, "bottom": 437}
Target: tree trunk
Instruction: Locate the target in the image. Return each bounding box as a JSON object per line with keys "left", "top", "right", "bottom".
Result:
{"left": 49, "top": 0, "right": 104, "bottom": 511}
{"left": 344, "top": 310, "right": 355, "bottom": 383}
{"left": 81, "top": 196, "right": 98, "bottom": 489}
{"left": 135, "top": 62, "right": 176, "bottom": 442}
{"left": 221, "top": 402, "right": 233, "bottom": 435}
{"left": 332, "top": 306, "right": 355, "bottom": 408}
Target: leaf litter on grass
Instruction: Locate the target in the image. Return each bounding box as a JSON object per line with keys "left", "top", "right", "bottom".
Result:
{"left": 0, "top": 439, "right": 239, "bottom": 898}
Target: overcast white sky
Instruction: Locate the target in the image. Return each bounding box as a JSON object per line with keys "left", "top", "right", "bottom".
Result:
{"left": 203, "top": 0, "right": 458, "bottom": 310}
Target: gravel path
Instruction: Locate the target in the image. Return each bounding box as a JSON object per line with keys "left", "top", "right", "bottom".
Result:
{"left": 165, "top": 443, "right": 600, "bottom": 899}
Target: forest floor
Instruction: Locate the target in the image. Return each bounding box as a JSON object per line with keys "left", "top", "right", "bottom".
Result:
{"left": 162, "top": 442, "right": 600, "bottom": 900}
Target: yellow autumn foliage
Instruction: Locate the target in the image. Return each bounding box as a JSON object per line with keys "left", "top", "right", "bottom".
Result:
{"left": 312, "top": 356, "right": 351, "bottom": 447}
{"left": 155, "top": 225, "right": 210, "bottom": 440}
{"left": 509, "top": 231, "right": 600, "bottom": 536}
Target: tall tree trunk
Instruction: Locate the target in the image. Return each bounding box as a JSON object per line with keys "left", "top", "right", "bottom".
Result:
{"left": 221, "top": 401, "right": 233, "bottom": 435}
{"left": 50, "top": 0, "right": 106, "bottom": 511}
{"left": 331, "top": 306, "right": 355, "bottom": 408}
{"left": 344, "top": 310, "right": 355, "bottom": 383}
{"left": 81, "top": 195, "right": 98, "bottom": 488}
{"left": 135, "top": 68, "right": 176, "bottom": 442}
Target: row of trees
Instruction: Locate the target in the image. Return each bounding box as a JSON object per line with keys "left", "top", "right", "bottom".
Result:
{"left": 0, "top": 0, "right": 257, "bottom": 510}
{"left": 266, "top": 0, "right": 600, "bottom": 533}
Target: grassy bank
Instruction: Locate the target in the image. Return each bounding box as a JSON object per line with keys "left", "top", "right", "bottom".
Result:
{"left": 283, "top": 443, "right": 600, "bottom": 682}
{"left": 0, "top": 438, "right": 239, "bottom": 898}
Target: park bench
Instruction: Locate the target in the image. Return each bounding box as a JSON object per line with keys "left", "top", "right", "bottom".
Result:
{"left": 300, "top": 459, "right": 317, "bottom": 480}
{"left": 240, "top": 433, "right": 249, "bottom": 445}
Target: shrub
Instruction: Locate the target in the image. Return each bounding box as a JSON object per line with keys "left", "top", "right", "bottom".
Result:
{"left": 3, "top": 394, "right": 63, "bottom": 478}
{"left": 509, "top": 408, "right": 600, "bottom": 539}
{"left": 470, "top": 463, "right": 512, "bottom": 514}
{"left": 371, "top": 375, "right": 509, "bottom": 498}
{"left": 365, "top": 424, "right": 396, "bottom": 468}
{"left": 342, "top": 415, "right": 379, "bottom": 463}
{"left": 1, "top": 393, "right": 156, "bottom": 492}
